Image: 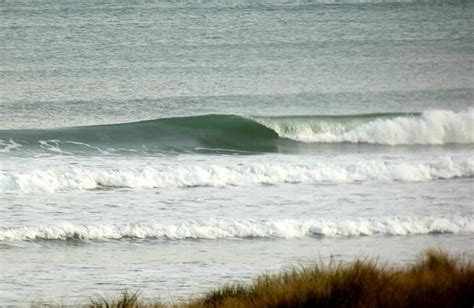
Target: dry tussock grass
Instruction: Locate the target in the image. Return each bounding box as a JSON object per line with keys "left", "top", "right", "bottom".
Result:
{"left": 91, "top": 250, "right": 474, "bottom": 308}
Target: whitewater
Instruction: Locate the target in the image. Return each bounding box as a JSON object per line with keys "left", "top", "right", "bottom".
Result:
{"left": 1, "top": 0, "right": 474, "bottom": 305}
{"left": 255, "top": 109, "right": 474, "bottom": 145}
{"left": 2, "top": 152, "right": 473, "bottom": 193}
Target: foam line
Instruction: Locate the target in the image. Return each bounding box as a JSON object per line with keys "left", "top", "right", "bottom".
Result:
{"left": 1, "top": 216, "right": 473, "bottom": 241}
{"left": 2, "top": 154, "right": 472, "bottom": 193}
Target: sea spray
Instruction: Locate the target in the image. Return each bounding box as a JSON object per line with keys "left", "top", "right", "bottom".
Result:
{"left": 253, "top": 109, "right": 474, "bottom": 144}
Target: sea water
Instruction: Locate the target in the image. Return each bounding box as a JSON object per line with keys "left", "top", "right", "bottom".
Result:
{"left": 1, "top": 0, "right": 473, "bottom": 305}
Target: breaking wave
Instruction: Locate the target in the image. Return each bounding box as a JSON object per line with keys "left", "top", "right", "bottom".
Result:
{"left": 253, "top": 109, "right": 474, "bottom": 145}
{"left": 0, "top": 109, "right": 472, "bottom": 154}
{"left": 1, "top": 216, "right": 473, "bottom": 242}
{"left": 2, "top": 154, "right": 472, "bottom": 193}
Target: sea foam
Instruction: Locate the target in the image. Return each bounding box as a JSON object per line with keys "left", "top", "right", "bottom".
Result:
{"left": 1, "top": 216, "right": 473, "bottom": 241}
{"left": 256, "top": 109, "right": 474, "bottom": 145}
{"left": 1, "top": 154, "right": 472, "bottom": 193}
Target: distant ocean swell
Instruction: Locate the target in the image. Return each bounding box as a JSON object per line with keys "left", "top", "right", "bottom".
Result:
{"left": 2, "top": 154, "right": 472, "bottom": 193}
{"left": 1, "top": 216, "right": 473, "bottom": 242}
{"left": 0, "top": 109, "right": 472, "bottom": 154}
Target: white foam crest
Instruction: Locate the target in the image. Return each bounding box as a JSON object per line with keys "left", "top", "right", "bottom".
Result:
{"left": 1, "top": 216, "right": 473, "bottom": 241}
{"left": 258, "top": 110, "right": 474, "bottom": 145}
{"left": 0, "top": 139, "right": 22, "bottom": 153}
{"left": 39, "top": 140, "right": 74, "bottom": 155}
{"left": 1, "top": 155, "right": 472, "bottom": 193}
{"left": 62, "top": 141, "right": 111, "bottom": 154}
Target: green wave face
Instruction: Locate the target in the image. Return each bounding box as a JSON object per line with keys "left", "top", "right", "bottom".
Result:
{"left": 0, "top": 114, "right": 281, "bottom": 154}
{"left": 3, "top": 110, "right": 470, "bottom": 155}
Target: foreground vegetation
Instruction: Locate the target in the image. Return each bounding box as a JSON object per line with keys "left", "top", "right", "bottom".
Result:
{"left": 88, "top": 250, "right": 473, "bottom": 307}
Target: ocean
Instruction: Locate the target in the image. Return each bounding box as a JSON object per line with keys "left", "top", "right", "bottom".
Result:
{"left": 1, "top": 0, "right": 473, "bottom": 305}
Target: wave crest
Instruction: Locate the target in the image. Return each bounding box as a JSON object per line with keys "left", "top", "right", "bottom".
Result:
{"left": 2, "top": 216, "right": 473, "bottom": 242}
{"left": 1, "top": 110, "right": 472, "bottom": 155}
{"left": 2, "top": 154, "right": 472, "bottom": 193}
{"left": 255, "top": 109, "right": 474, "bottom": 145}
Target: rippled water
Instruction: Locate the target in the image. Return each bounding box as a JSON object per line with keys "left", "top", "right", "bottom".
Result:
{"left": 1, "top": 0, "right": 473, "bottom": 305}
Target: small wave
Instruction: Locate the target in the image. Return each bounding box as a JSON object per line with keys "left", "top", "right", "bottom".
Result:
{"left": 2, "top": 155, "right": 472, "bottom": 193}
{"left": 1, "top": 216, "right": 473, "bottom": 242}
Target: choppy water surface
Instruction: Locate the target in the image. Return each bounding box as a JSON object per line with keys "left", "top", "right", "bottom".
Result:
{"left": 1, "top": 0, "right": 473, "bottom": 305}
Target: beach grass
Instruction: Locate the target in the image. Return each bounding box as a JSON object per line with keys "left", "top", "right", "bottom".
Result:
{"left": 89, "top": 250, "right": 473, "bottom": 308}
